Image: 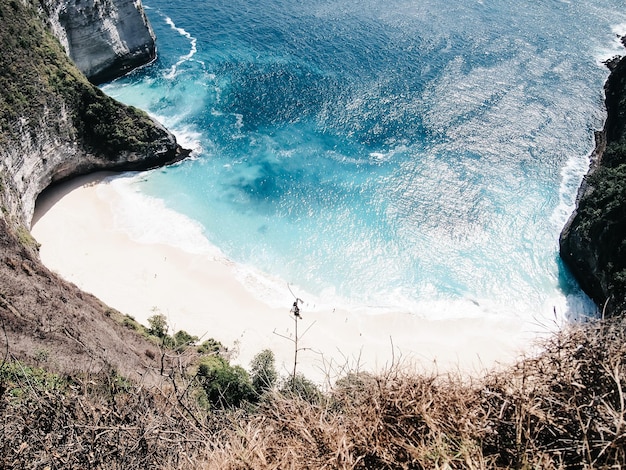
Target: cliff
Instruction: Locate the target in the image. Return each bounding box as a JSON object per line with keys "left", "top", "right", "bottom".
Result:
{"left": 42, "top": 0, "right": 157, "bottom": 84}
{"left": 560, "top": 45, "right": 626, "bottom": 316}
{"left": 0, "top": 0, "right": 188, "bottom": 379}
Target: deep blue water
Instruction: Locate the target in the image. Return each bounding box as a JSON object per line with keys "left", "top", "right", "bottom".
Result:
{"left": 102, "top": 0, "right": 626, "bottom": 320}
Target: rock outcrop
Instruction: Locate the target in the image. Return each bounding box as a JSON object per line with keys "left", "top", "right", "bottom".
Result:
{"left": 0, "top": 0, "right": 187, "bottom": 379}
{"left": 560, "top": 47, "right": 626, "bottom": 317}
{"left": 42, "top": 0, "right": 157, "bottom": 84}
{"left": 1, "top": 0, "right": 188, "bottom": 227}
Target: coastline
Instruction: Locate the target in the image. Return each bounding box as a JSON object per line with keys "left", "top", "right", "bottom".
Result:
{"left": 32, "top": 172, "right": 554, "bottom": 384}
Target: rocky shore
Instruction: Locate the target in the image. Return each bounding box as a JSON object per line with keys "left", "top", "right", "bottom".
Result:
{"left": 560, "top": 38, "right": 626, "bottom": 317}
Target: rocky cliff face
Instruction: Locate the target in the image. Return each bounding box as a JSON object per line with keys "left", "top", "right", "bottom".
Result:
{"left": 560, "top": 47, "right": 626, "bottom": 317}
{"left": 0, "top": 0, "right": 187, "bottom": 378}
{"left": 42, "top": 0, "right": 156, "bottom": 84}
{"left": 1, "top": 0, "right": 188, "bottom": 227}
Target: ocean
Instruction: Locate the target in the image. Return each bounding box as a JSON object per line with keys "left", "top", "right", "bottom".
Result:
{"left": 101, "top": 0, "right": 626, "bottom": 323}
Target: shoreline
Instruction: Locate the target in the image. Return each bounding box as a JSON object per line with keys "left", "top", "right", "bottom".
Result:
{"left": 32, "top": 172, "right": 554, "bottom": 384}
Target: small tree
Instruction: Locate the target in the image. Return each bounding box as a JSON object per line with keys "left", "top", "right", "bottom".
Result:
{"left": 147, "top": 313, "right": 168, "bottom": 338}
{"left": 274, "top": 296, "right": 315, "bottom": 390}
{"left": 250, "top": 349, "right": 278, "bottom": 395}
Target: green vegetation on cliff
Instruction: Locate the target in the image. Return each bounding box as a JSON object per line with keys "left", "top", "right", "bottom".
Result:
{"left": 576, "top": 156, "right": 626, "bottom": 301}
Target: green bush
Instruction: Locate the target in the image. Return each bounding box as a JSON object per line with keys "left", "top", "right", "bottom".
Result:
{"left": 196, "top": 356, "right": 255, "bottom": 409}
{"left": 250, "top": 349, "right": 278, "bottom": 395}
{"left": 197, "top": 338, "right": 228, "bottom": 356}
{"left": 0, "top": 360, "right": 66, "bottom": 399}
{"left": 121, "top": 315, "right": 140, "bottom": 331}
{"left": 147, "top": 313, "right": 168, "bottom": 338}
{"left": 173, "top": 330, "right": 198, "bottom": 351}
{"left": 280, "top": 373, "right": 321, "bottom": 403}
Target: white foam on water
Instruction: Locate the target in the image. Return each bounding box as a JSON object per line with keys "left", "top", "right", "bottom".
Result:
{"left": 168, "top": 124, "right": 204, "bottom": 156}
{"left": 550, "top": 150, "right": 592, "bottom": 230}
{"left": 163, "top": 16, "right": 199, "bottom": 79}
{"left": 225, "top": 249, "right": 584, "bottom": 326}
{"left": 100, "top": 173, "right": 218, "bottom": 256}
{"left": 593, "top": 21, "right": 626, "bottom": 64}
{"left": 611, "top": 23, "right": 626, "bottom": 39}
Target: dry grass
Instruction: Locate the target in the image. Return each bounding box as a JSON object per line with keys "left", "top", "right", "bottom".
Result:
{"left": 0, "top": 361, "right": 213, "bottom": 469}
{"left": 205, "top": 317, "right": 626, "bottom": 469}
{"left": 2, "top": 315, "right": 626, "bottom": 469}
{"left": 204, "top": 373, "right": 487, "bottom": 469}
{"left": 480, "top": 317, "right": 626, "bottom": 468}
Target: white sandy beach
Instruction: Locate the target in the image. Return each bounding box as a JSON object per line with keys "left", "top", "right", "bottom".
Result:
{"left": 31, "top": 172, "right": 554, "bottom": 385}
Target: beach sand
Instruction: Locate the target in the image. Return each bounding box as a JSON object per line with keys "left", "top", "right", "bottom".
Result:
{"left": 31, "top": 172, "right": 553, "bottom": 385}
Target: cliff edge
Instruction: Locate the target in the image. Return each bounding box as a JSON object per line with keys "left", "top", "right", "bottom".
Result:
{"left": 42, "top": 0, "right": 157, "bottom": 84}
{"left": 560, "top": 43, "right": 626, "bottom": 316}
{"left": 0, "top": 0, "right": 188, "bottom": 379}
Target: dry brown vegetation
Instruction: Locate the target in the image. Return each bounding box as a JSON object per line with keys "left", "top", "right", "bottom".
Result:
{"left": 2, "top": 313, "right": 626, "bottom": 469}
{"left": 205, "top": 316, "right": 626, "bottom": 469}
{"left": 0, "top": 216, "right": 166, "bottom": 383}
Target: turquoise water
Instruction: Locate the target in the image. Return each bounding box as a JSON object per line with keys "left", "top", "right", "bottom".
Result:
{"left": 102, "top": 0, "right": 626, "bottom": 320}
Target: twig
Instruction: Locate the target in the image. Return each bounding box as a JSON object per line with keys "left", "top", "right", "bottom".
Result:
{"left": 287, "top": 283, "right": 299, "bottom": 301}
{"left": 0, "top": 313, "right": 8, "bottom": 369}
{"left": 299, "top": 320, "right": 317, "bottom": 340}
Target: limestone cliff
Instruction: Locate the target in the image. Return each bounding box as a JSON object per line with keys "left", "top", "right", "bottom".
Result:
{"left": 0, "top": 0, "right": 187, "bottom": 378}
{"left": 1, "top": 0, "right": 188, "bottom": 226}
{"left": 560, "top": 48, "right": 626, "bottom": 317}
{"left": 42, "top": 0, "right": 157, "bottom": 84}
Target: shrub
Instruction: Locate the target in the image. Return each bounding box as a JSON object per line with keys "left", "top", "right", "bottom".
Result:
{"left": 280, "top": 373, "right": 321, "bottom": 403}
{"left": 173, "top": 330, "right": 198, "bottom": 351}
{"left": 122, "top": 315, "right": 139, "bottom": 330}
{"left": 197, "top": 338, "right": 228, "bottom": 356}
{"left": 147, "top": 313, "right": 168, "bottom": 338}
{"left": 249, "top": 349, "right": 278, "bottom": 395}
{"left": 196, "top": 356, "right": 255, "bottom": 409}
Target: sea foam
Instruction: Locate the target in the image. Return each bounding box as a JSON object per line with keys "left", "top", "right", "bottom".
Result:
{"left": 163, "top": 16, "right": 199, "bottom": 79}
